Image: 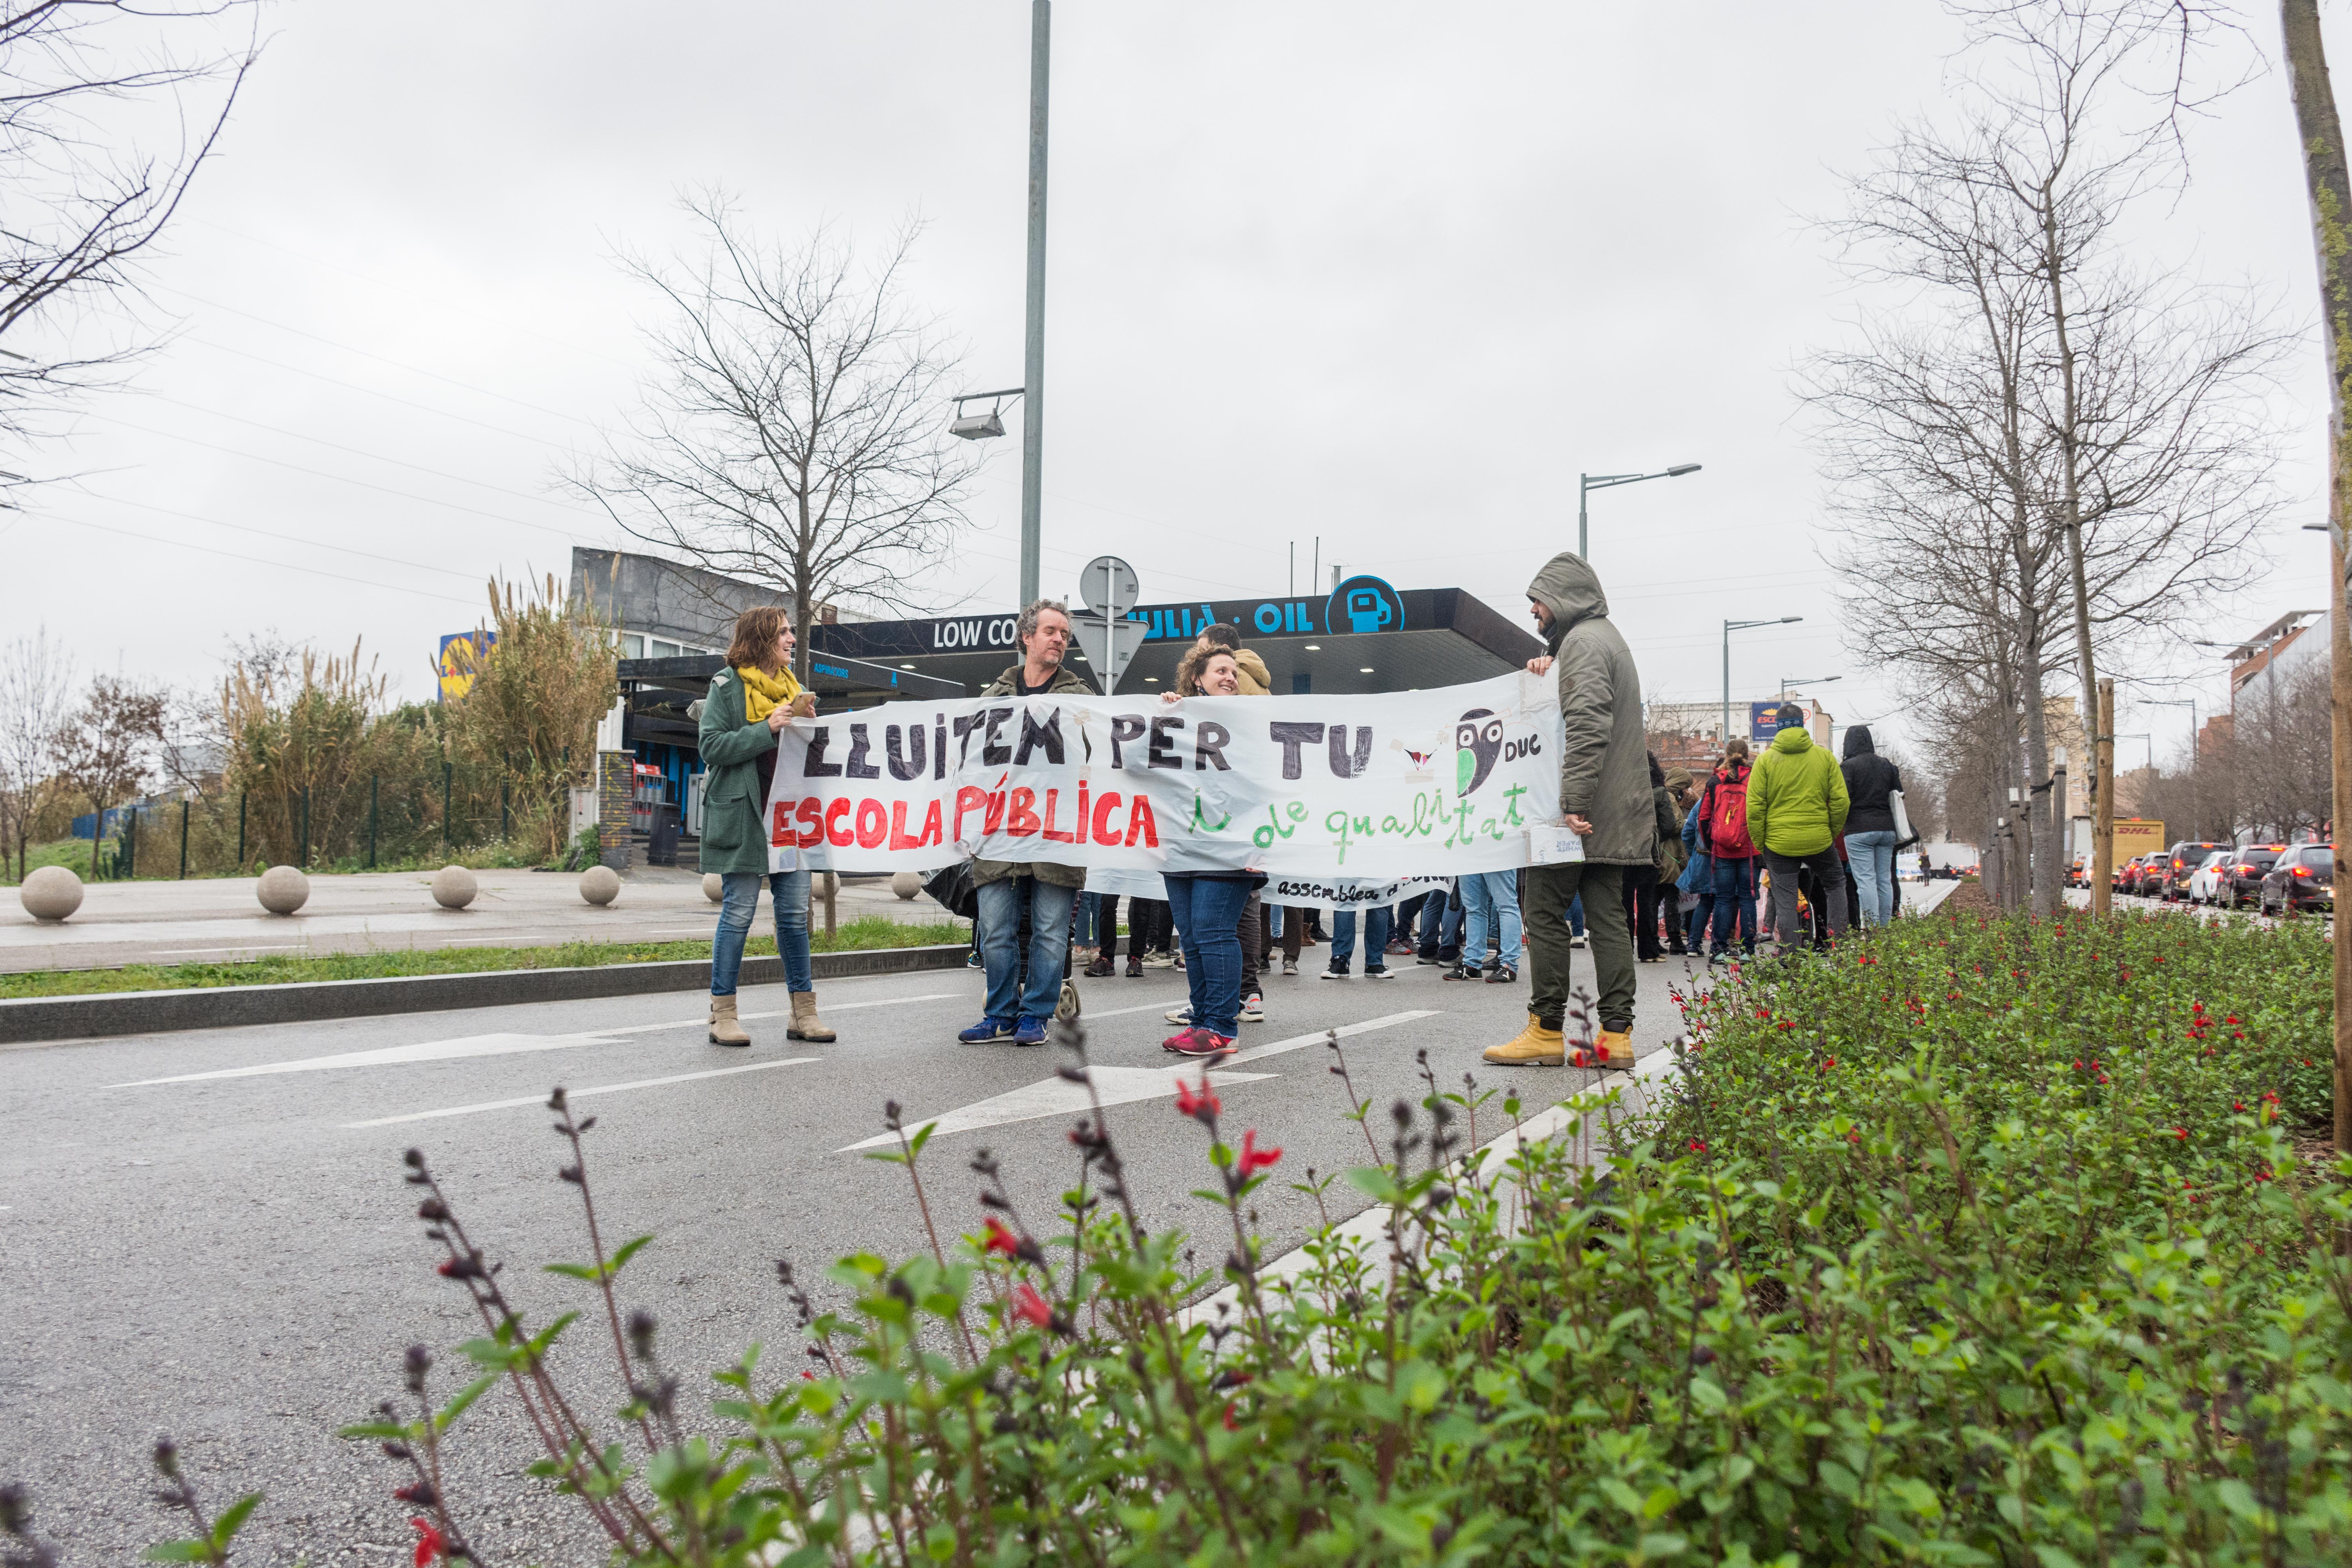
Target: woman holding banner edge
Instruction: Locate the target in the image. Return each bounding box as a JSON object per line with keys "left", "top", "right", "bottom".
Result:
{"left": 1156, "top": 646, "right": 1263, "bottom": 1057}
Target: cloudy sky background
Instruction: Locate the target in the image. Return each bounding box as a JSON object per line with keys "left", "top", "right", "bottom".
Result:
{"left": 5, "top": 0, "right": 2334, "bottom": 768}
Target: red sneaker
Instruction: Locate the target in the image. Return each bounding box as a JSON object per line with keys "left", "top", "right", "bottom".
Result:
{"left": 1168, "top": 1030, "right": 1238, "bottom": 1058}
{"left": 1161, "top": 1026, "right": 1207, "bottom": 1054}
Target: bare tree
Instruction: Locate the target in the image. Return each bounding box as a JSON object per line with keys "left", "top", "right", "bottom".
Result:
{"left": 0, "top": 1, "right": 258, "bottom": 477}
{"left": 51, "top": 669, "right": 164, "bottom": 831}
{"left": 0, "top": 624, "right": 73, "bottom": 878}
{"left": 572, "top": 195, "right": 981, "bottom": 683}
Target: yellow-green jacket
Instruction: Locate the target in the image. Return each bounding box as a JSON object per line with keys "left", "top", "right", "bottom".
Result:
{"left": 1745, "top": 726, "right": 1848, "bottom": 857}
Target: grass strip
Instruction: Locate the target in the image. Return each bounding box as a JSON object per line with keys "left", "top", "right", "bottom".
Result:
{"left": 0, "top": 916, "right": 970, "bottom": 1000}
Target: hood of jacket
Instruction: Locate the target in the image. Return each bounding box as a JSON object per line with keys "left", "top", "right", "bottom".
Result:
{"left": 984, "top": 660, "right": 1094, "bottom": 697}
{"left": 1232, "top": 646, "right": 1272, "bottom": 697}
{"left": 1842, "top": 724, "right": 1875, "bottom": 759}
{"left": 1715, "top": 757, "right": 1751, "bottom": 783}
{"left": 1526, "top": 552, "right": 1608, "bottom": 653}
{"left": 1771, "top": 726, "right": 1815, "bottom": 757}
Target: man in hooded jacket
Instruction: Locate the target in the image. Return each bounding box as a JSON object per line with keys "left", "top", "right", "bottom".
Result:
{"left": 1748, "top": 703, "right": 1850, "bottom": 951}
{"left": 1484, "top": 552, "right": 1653, "bottom": 1071}
{"left": 1839, "top": 724, "right": 1903, "bottom": 927}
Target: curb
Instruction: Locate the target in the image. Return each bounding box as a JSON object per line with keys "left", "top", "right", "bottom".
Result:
{"left": 0, "top": 944, "right": 974, "bottom": 1046}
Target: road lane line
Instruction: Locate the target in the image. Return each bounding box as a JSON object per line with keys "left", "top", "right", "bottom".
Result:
{"left": 1071, "top": 997, "right": 1188, "bottom": 1020}
{"left": 1221, "top": 1009, "right": 1442, "bottom": 1067}
{"left": 599, "top": 993, "right": 961, "bottom": 1036}
{"left": 156, "top": 944, "right": 310, "bottom": 955}
{"left": 343, "top": 1057, "right": 819, "bottom": 1128}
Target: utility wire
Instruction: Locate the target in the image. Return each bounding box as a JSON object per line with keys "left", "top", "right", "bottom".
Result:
{"left": 34, "top": 508, "right": 486, "bottom": 608}
{"left": 76, "top": 490, "right": 492, "bottom": 581}
{"left": 183, "top": 335, "right": 577, "bottom": 450}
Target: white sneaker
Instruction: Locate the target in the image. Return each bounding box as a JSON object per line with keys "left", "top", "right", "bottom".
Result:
{"left": 1164, "top": 1004, "right": 1193, "bottom": 1025}
{"left": 1571, "top": 933, "right": 1588, "bottom": 949}
{"left": 1239, "top": 992, "right": 1264, "bottom": 1022}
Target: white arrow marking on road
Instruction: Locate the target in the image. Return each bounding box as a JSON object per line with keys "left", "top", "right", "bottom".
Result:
{"left": 110, "top": 993, "right": 959, "bottom": 1087}
{"left": 342, "top": 1057, "right": 818, "bottom": 1128}
{"left": 833, "top": 1010, "right": 1440, "bottom": 1153}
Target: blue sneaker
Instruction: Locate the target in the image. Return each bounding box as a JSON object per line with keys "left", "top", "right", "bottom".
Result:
{"left": 958, "top": 1016, "right": 1015, "bottom": 1043}
{"left": 1012, "top": 1016, "right": 1050, "bottom": 1047}
{"left": 964, "top": 949, "right": 985, "bottom": 969}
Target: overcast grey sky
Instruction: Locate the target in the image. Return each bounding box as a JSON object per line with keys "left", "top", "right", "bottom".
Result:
{"left": 5, "top": 1, "right": 2334, "bottom": 764}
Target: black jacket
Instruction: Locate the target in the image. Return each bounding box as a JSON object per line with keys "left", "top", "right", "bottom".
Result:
{"left": 1839, "top": 726, "right": 1905, "bottom": 836}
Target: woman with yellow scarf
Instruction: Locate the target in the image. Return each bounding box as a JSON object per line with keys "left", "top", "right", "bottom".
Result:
{"left": 698, "top": 606, "right": 831, "bottom": 1047}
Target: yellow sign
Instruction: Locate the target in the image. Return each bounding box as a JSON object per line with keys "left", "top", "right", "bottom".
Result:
{"left": 2112, "top": 818, "right": 2165, "bottom": 858}
{"left": 437, "top": 631, "right": 496, "bottom": 702}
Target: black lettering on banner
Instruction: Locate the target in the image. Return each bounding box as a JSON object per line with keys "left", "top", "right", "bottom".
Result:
{"left": 802, "top": 725, "right": 844, "bottom": 777}
{"left": 1328, "top": 724, "right": 1373, "bottom": 778}
{"left": 1268, "top": 721, "right": 1325, "bottom": 780}
{"left": 1194, "top": 721, "right": 1231, "bottom": 771}
{"left": 1147, "top": 715, "right": 1185, "bottom": 770}
{"left": 981, "top": 705, "right": 1016, "bottom": 766}
{"left": 844, "top": 723, "right": 881, "bottom": 780}
{"left": 952, "top": 711, "right": 985, "bottom": 766}
{"left": 1109, "top": 714, "right": 1146, "bottom": 769}
{"left": 1014, "top": 706, "right": 1065, "bottom": 766}
{"left": 886, "top": 723, "right": 927, "bottom": 781}
{"left": 933, "top": 719, "right": 948, "bottom": 780}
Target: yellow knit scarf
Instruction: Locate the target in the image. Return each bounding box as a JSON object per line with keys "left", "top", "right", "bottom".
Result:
{"left": 736, "top": 664, "right": 803, "bottom": 724}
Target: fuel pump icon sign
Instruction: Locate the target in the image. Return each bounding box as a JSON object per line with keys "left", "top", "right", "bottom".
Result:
{"left": 1325, "top": 575, "right": 1404, "bottom": 637}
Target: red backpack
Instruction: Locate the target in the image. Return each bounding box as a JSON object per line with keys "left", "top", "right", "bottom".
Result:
{"left": 1707, "top": 765, "right": 1755, "bottom": 858}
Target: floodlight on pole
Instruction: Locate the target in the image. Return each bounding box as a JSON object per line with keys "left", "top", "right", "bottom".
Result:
{"left": 1578, "top": 463, "right": 1703, "bottom": 559}
{"left": 1722, "top": 615, "right": 1800, "bottom": 744}
{"left": 949, "top": 387, "right": 1023, "bottom": 441}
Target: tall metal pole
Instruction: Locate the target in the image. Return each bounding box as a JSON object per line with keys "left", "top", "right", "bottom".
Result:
{"left": 1577, "top": 475, "right": 1588, "bottom": 560}
{"left": 1018, "top": 0, "right": 1051, "bottom": 607}
{"left": 1721, "top": 622, "right": 1731, "bottom": 749}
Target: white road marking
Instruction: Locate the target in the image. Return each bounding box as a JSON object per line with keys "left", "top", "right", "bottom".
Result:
{"left": 1073, "top": 997, "right": 1188, "bottom": 1020}
{"left": 342, "top": 1057, "right": 818, "bottom": 1128}
{"left": 834, "top": 1010, "right": 1437, "bottom": 1152}
{"left": 109, "top": 991, "right": 963, "bottom": 1087}
{"left": 156, "top": 944, "right": 309, "bottom": 956}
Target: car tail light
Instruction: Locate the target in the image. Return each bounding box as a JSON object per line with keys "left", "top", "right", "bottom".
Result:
{"left": 2293, "top": 866, "right": 2311, "bottom": 877}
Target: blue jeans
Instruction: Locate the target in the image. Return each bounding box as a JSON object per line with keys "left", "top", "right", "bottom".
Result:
{"left": 1709, "top": 857, "right": 1759, "bottom": 953}
{"left": 976, "top": 877, "right": 1077, "bottom": 1025}
{"left": 1414, "top": 895, "right": 1461, "bottom": 960}
{"left": 1163, "top": 874, "right": 1252, "bottom": 1037}
{"left": 713, "top": 869, "right": 814, "bottom": 996}
{"left": 1330, "top": 906, "right": 1393, "bottom": 973}
{"left": 1073, "top": 891, "right": 1103, "bottom": 947}
{"left": 1846, "top": 829, "right": 1898, "bottom": 926}
{"left": 1568, "top": 893, "right": 1585, "bottom": 937}
{"left": 1457, "top": 871, "right": 1522, "bottom": 968}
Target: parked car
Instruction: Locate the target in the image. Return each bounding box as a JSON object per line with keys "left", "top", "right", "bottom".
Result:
{"left": 2158, "top": 840, "right": 2232, "bottom": 902}
{"left": 2258, "top": 843, "right": 2335, "bottom": 916}
{"left": 2185, "top": 850, "right": 2233, "bottom": 905}
{"left": 2118, "top": 855, "right": 2156, "bottom": 896}
{"left": 2215, "top": 844, "right": 2288, "bottom": 909}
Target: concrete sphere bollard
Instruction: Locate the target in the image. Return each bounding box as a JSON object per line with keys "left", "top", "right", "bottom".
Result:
{"left": 579, "top": 865, "right": 621, "bottom": 906}
{"left": 702, "top": 873, "right": 724, "bottom": 902}
{"left": 256, "top": 865, "right": 310, "bottom": 915}
{"left": 430, "top": 865, "right": 478, "bottom": 910}
{"left": 19, "top": 864, "right": 83, "bottom": 922}
{"left": 890, "top": 870, "right": 923, "bottom": 900}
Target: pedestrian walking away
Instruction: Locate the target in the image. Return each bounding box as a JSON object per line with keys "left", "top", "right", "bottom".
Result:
{"left": 1839, "top": 724, "right": 1904, "bottom": 927}
{"left": 1748, "top": 703, "right": 1850, "bottom": 954}
{"left": 1154, "top": 648, "right": 1265, "bottom": 1053}
{"left": 960, "top": 599, "right": 1093, "bottom": 1047}
{"left": 1488, "top": 552, "right": 1650, "bottom": 1071}
{"left": 1621, "top": 751, "right": 1681, "bottom": 964}
{"left": 1673, "top": 766, "right": 1713, "bottom": 955}
{"left": 1699, "top": 738, "right": 1760, "bottom": 960}
{"left": 698, "top": 605, "right": 832, "bottom": 1048}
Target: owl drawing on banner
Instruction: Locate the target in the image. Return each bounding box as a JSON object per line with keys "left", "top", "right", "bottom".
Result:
{"left": 1454, "top": 708, "right": 1504, "bottom": 796}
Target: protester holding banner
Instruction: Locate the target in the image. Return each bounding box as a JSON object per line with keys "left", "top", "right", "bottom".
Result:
{"left": 698, "top": 606, "right": 832, "bottom": 1049}
{"left": 959, "top": 601, "right": 1093, "bottom": 1048}
{"left": 1156, "top": 646, "right": 1265, "bottom": 1054}
{"left": 1487, "top": 552, "right": 1649, "bottom": 1071}
{"left": 1165, "top": 628, "right": 1270, "bottom": 1027}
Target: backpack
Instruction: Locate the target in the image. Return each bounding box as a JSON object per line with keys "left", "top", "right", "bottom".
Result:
{"left": 1708, "top": 768, "right": 1755, "bottom": 858}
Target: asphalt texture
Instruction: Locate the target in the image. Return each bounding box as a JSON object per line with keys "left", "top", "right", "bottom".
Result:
{"left": 1, "top": 931, "right": 1719, "bottom": 1563}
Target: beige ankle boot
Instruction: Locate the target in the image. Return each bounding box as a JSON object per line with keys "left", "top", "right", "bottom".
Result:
{"left": 708, "top": 994, "right": 750, "bottom": 1047}
{"left": 787, "top": 989, "right": 835, "bottom": 1043}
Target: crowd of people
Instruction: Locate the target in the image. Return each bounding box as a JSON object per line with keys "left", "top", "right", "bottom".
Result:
{"left": 691, "top": 552, "right": 1914, "bottom": 1063}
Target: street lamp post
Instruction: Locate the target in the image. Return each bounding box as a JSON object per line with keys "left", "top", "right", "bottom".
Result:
{"left": 1579, "top": 464, "right": 1702, "bottom": 559}
{"left": 1779, "top": 675, "right": 1841, "bottom": 702}
{"left": 1722, "top": 616, "right": 1801, "bottom": 745}
{"left": 1018, "top": 0, "right": 1051, "bottom": 607}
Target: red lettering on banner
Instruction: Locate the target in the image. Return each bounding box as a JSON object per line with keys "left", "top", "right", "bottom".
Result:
{"left": 916, "top": 799, "right": 944, "bottom": 848}
{"left": 855, "top": 799, "right": 887, "bottom": 849}
{"left": 825, "top": 798, "right": 854, "bottom": 848}
{"left": 953, "top": 787, "right": 987, "bottom": 840}
{"left": 1041, "top": 788, "right": 1075, "bottom": 843}
{"left": 984, "top": 789, "right": 1007, "bottom": 834}
{"left": 1092, "top": 790, "right": 1123, "bottom": 845}
{"left": 1125, "top": 795, "right": 1160, "bottom": 848}
{"left": 772, "top": 800, "right": 794, "bottom": 846}
{"left": 1007, "top": 787, "right": 1041, "bottom": 837}
{"left": 888, "top": 800, "right": 921, "bottom": 850}
{"left": 1075, "top": 779, "right": 1091, "bottom": 838}
{"left": 795, "top": 797, "right": 823, "bottom": 848}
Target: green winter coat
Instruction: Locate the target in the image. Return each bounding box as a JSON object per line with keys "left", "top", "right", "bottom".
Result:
{"left": 1527, "top": 552, "right": 1654, "bottom": 866}
{"left": 1745, "top": 725, "right": 1849, "bottom": 858}
{"left": 971, "top": 661, "right": 1095, "bottom": 890}
{"left": 695, "top": 667, "right": 782, "bottom": 878}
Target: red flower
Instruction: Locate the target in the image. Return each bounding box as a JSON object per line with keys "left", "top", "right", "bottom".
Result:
{"left": 411, "top": 1517, "right": 445, "bottom": 1568}
{"left": 1223, "top": 1400, "right": 1241, "bottom": 1430}
{"left": 1821, "top": 1056, "right": 1836, "bottom": 1070}
{"left": 1238, "top": 1130, "right": 1282, "bottom": 1176}
{"left": 1846, "top": 1131, "right": 1862, "bottom": 1145}
{"left": 1174, "top": 1078, "right": 1221, "bottom": 1120}
{"left": 2234, "top": 1102, "right": 2246, "bottom": 1114}
{"left": 2225, "top": 1014, "right": 2240, "bottom": 1025}
{"left": 2174, "top": 1127, "right": 2188, "bottom": 1140}
{"left": 983, "top": 1216, "right": 1021, "bottom": 1256}
{"left": 1689, "top": 1138, "right": 1708, "bottom": 1153}
{"left": 1010, "top": 1283, "right": 1053, "bottom": 1329}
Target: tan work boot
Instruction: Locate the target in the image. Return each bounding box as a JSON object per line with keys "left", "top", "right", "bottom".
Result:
{"left": 708, "top": 994, "right": 750, "bottom": 1048}
{"left": 786, "top": 989, "right": 835, "bottom": 1043}
{"left": 1482, "top": 1014, "right": 1566, "bottom": 1067}
{"left": 1569, "top": 1029, "right": 1633, "bottom": 1071}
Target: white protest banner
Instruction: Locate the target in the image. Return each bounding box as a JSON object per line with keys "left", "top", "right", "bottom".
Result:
{"left": 759, "top": 670, "right": 1564, "bottom": 895}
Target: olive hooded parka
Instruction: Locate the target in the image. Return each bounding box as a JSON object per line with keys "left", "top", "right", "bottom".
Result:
{"left": 1527, "top": 552, "right": 1655, "bottom": 866}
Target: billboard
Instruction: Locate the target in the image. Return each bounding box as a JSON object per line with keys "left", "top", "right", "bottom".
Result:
{"left": 1749, "top": 700, "right": 1791, "bottom": 743}
{"left": 437, "top": 630, "right": 497, "bottom": 702}
{"left": 2112, "top": 818, "right": 2166, "bottom": 858}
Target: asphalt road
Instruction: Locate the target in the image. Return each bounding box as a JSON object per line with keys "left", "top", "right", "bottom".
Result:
{"left": 0, "top": 939, "right": 1710, "bottom": 1563}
